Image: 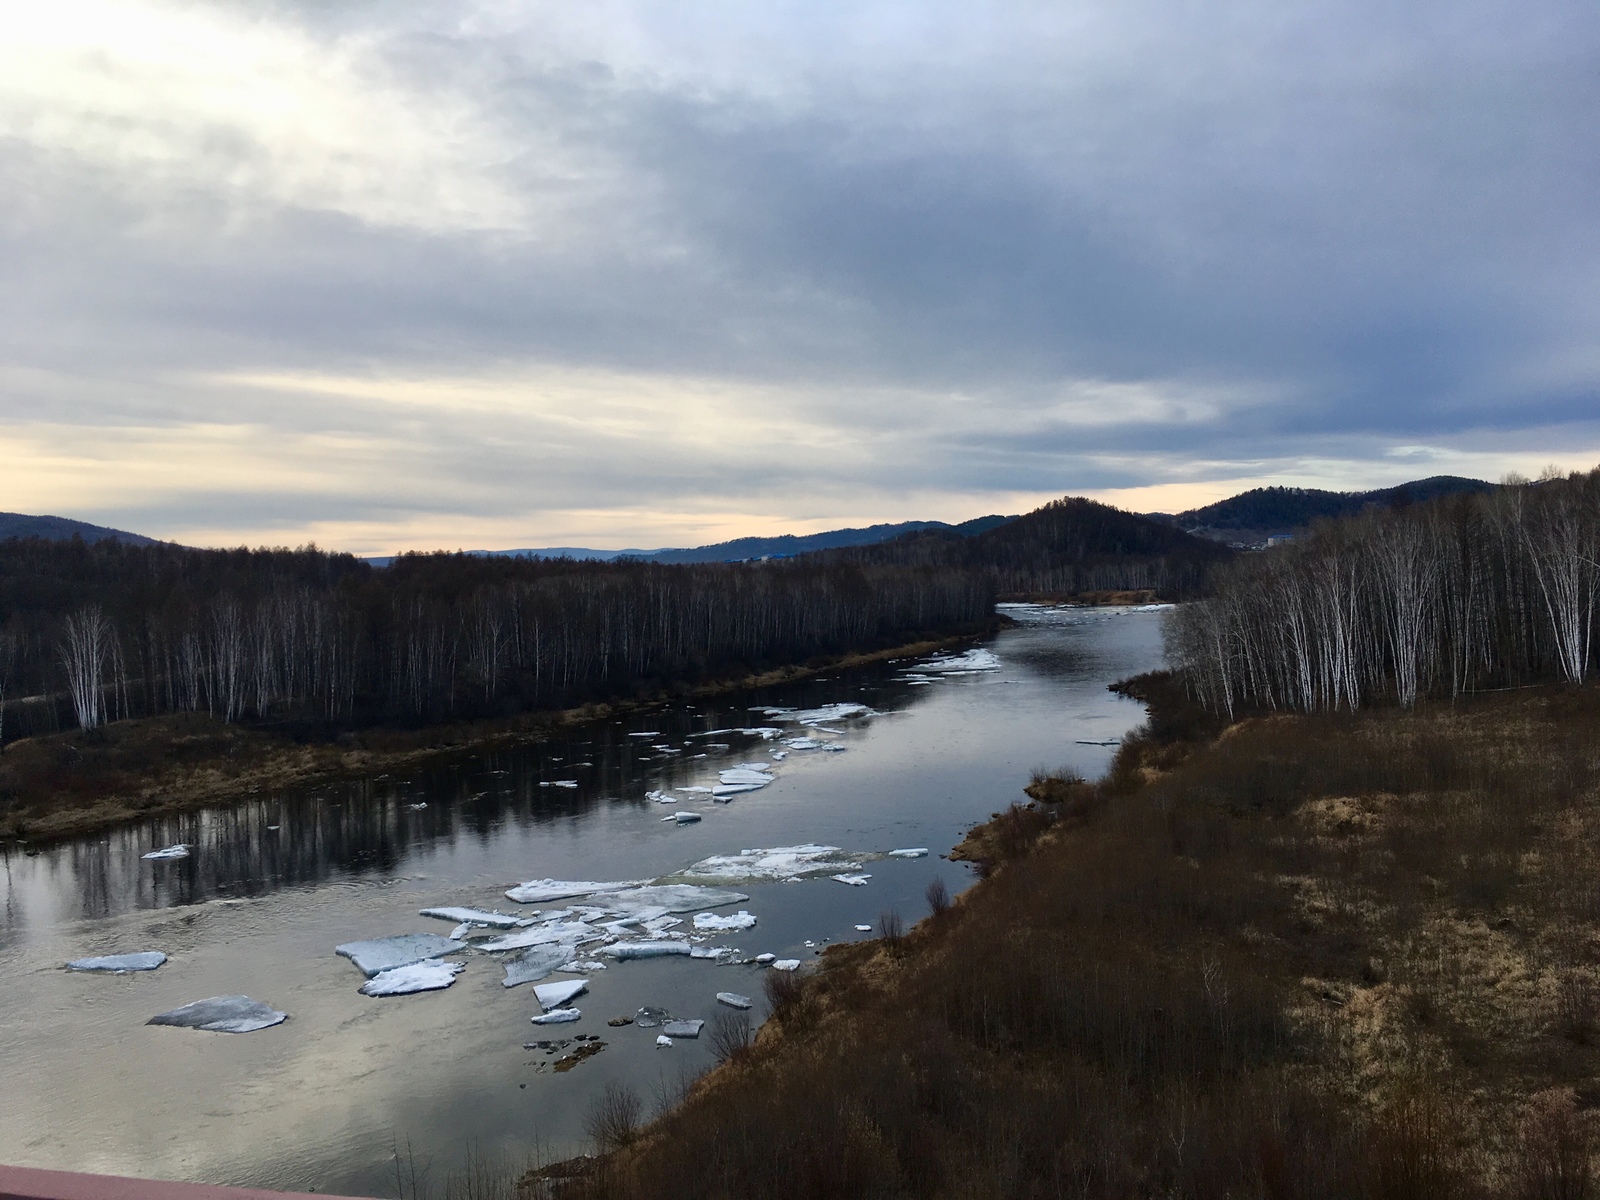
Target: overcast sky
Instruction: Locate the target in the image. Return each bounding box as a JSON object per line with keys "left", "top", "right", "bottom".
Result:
{"left": 2, "top": 0, "right": 1597, "bottom": 553}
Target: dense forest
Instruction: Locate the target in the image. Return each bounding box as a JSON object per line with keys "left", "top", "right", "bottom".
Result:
{"left": 815, "top": 496, "right": 1230, "bottom": 597}
{"left": 0, "top": 540, "right": 992, "bottom": 740}
{"left": 1168, "top": 468, "right": 1600, "bottom": 714}
{"left": 1151, "top": 475, "right": 1497, "bottom": 541}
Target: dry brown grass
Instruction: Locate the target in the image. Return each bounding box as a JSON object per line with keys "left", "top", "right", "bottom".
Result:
{"left": 550, "top": 682, "right": 1600, "bottom": 1200}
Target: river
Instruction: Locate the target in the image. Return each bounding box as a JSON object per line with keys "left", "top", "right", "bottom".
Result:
{"left": 0, "top": 603, "right": 1166, "bottom": 1196}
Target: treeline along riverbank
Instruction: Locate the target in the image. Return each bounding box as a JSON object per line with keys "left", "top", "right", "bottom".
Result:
{"left": 0, "top": 539, "right": 992, "bottom": 841}
{"left": 1168, "top": 467, "right": 1600, "bottom": 714}
{"left": 0, "top": 540, "right": 993, "bottom": 738}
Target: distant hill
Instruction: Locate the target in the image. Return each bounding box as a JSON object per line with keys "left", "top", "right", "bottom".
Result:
{"left": 814, "top": 496, "right": 1230, "bottom": 599}
{"left": 368, "top": 515, "right": 1014, "bottom": 567}
{"left": 0, "top": 512, "right": 158, "bottom": 546}
{"left": 1148, "top": 476, "right": 1497, "bottom": 546}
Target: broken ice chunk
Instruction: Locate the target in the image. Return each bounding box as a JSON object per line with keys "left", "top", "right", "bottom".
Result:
{"left": 888, "top": 848, "right": 929, "bottom": 859}
{"left": 420, "top": 906, "right": 525, "bottom": 928}
{"left": 712, "top": 783, "right": 764, "bottom": 798}
{"left": 656, "top": 1035, "right": 673, "bottom": 1047}
{"left": 628, "top": 731, "right": 661, "bottom": 737}
{"left": 676, "top": 786, "right": 714, "bottom": 794}
{"left": 672, "top": 845, "right": 879, "bottom": 885}
{"left": 336, "top": 934, "right": 467, "bottom": 978}
{"left": 783, "top": 703, "right": 875, "bottom": 726}
{"left": 854, "top": 924, "right": 873, "bottom": 932}
{"left": 142, "top": 844, "right": 190, "bottom": 861}
{"left": 604, "top": 940, "right": 693, "bottom": 960}
{"left": 693, "top": 910, "right": 757, "bottom": 932}
{"left": 920, "top": 648, "right": 1001, "bottom": 673}
{"left": 634, "top": 1006, "right": 671, "bottom": 1027}
{"left": 662, "top": 1019, "right": 703, "bottom": 1038}
{"left": 603, "top": 885, "right": 750, "bottom": 914}
{"left": 359, "top": 960, "right": 464, "bottom": 996}
{"left": 691, "top": 946, "right": 742, "bottom": 962}
{"left": 754, "top": 953, "right": 776, "bottom": 965}
{"left": 479, "top": 921, "right": 604, "bottom": 953}
{"left": 646, "top": 790, "right": 676, "bottom": 804}
{"left": 504, "top": 878, "right": 650, "bottom": 904}
{"left": 531, "top": 1008, "right": 581, "bottom": 1025}
{"left": 148, "top": 995, "right": 286, "bottom": 1033}
{"left": 719, "top": 768, "right": 772, "bottom": 787}
{"left": 502, "top": 943, "right": 580, "bottom": 988}
{"left": 66, "top": 951, "right": 167, "bottom": 973}
{"left": 534, "top": 979, "right": 588, "bottom": 1011}
{"left": 771, "top": 960, "right": 801, "bottom": 972}
{"left": 716, "top": 992, "right": 753, "bottom": 1009}
{"left": 673, "top": 812, "right": 702, "bottom": 825}
{"left": 819, "top": 744, "right": 847, "bottom": 753}
{"left": 832, "top": 873, "right": 871, "bottom": 886}
{"left": 551, "top": 780, "right": 579, "bottom": 788}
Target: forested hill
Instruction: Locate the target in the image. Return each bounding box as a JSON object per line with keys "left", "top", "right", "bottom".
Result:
{"left": 812, "top": 496, "right": 1230, "bottom": 599}
{"left": 0, "top": 537, "right": 991, "bottom": 740}
{"left": 0, "top": 512, "right": 156, "bottom": 546}
{"left": 1150, "top": 475, "right": 1495, "bottom": 543}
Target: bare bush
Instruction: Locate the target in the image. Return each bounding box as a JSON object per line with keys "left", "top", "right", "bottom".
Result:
{"left": 877, "top": 907, "right": 904, "bottom": 946}
{"left": 709, "top": 1009, "right": 752, "bottom": 1062}
{"left": 925, "top": 877, "right": 951, "bottom": 917}
{"left": 585, "top": 1082, "right": 643, "bottom": 1152}
{"left": 1517, "top": 1088, "right": 1594, "bottom": 1200}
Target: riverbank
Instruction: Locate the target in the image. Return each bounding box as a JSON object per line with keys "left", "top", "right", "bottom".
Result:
{"left": 0, "top": 630, "right": 987, "bottom": 847}
{"left": 551, "top": 678, "right": 1600, "bottom": 1198}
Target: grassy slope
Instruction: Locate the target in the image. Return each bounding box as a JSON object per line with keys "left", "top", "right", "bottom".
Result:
{"left": 554, "top": 681, "right": 1600, "bottom": 1199}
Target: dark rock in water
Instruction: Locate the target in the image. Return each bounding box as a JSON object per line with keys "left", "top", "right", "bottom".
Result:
{"left": 607, "top": 1016, "right": 634, "bottom": 1027}
{"left": 148, "top": 995, "right": 286, "bottom": 1033}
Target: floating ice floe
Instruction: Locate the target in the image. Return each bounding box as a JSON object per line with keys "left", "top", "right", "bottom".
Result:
{"left": 691, "top": 946, "right": 742, "bottom": 962}
{"left": 677, "top": 786, "right": 714, "bottom": 794}
{"left": 693, "top": 910, "right": 757, "bottom": 932}
{"left": 669, "top": 813, "right": 701, "bottom": 825}
{"left": 647, "top": 790, "right": 676, "bottom": 804}
{"left": 819, "top": 744, "right": 847, "bottom": 753}
{"left": 502, "top": 943, "right": 581, "bottom": 988}
{"left": 781, "top": 737, "right": 825, "bottom": 750}
{"left": 504, "top": 878, "right": 650, "bottom": 904}
{"left": 419, "top": 906, "right": 526, "bottom": 929}
{"left": 754, "top": 953, "right": 776, "bottom": 965}
{"left": 532, "top": 1008, "right": 581, "bottom": 1024}
{"left": 360, "top": 960, "right": 464, "bottom": 996}
{"left": 479, "top": 921, "right": 605, "bottom": 953}
{"left": 770, "top": 960, "right": 801, "bottom": 972}
{"left": 142, "top": 845, "right": 190, "bottom": 861}
{"left": 66, "top": 951, "right": 167, "bottom": 973}
{"left": 832, "top": 873, "right": 872, "bottom": 886}
{"left": 763, "top": 702, "right": 875, "bottom": 726}
{"left": 607, "top": 885, "right": 750, "bottom": 913}
{"left": 712, "top": 783, "right": 764, "bottom": 798}
{"left": 335, "top": 934, "right": 468, "bottom": 977}
{"left": 919, "top": 648, "right": 1002, "bottom": 674}
{"left": 888, "top": 848, "right": 929, "bottom": 859}
{"left": 551, "top": 780, "right": 579, "bottom": 789}
{"left": 148, "top": 995, "right": 286, "bottom": 1033}
{"left": 603, "top": 940, "right": 692, "bottom": 960}
{"left": 854, "top": 924, "right": 873, "bottom": 932}
{"left": 716, "top": 992, "right": 752, "bottom": 1009}
{"left": 634, "top": 1006, "right": 671, "bottom": 1027}
{"left": 656, "top": 1035, "right": 673, "bottom": 1047}
{"left": 562, "top": 960, "right": 607, "bottom": 972}
{"left": 671, "top": 845, "right": 880, "bottom": 886}
{"left": 720, "top": 768, "right": 773, "bottom": 787}
{"left": 662, "top": 1019, "right": 703, "bottom": 1039}
{"left": 770, "top": 750, "right": 788, "bottom": 761}
{"left": 534, "top": 979, "right": 588, "bottom": 1011}
{"left": 408, "top": 802, "right": 428, "bottom": 811}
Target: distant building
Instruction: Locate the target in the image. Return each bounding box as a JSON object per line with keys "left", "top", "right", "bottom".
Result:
{"left": 1266, "top": 533, "right": 1297, "bottom": 547}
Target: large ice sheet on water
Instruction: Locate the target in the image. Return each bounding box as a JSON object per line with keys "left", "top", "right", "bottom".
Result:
{"left": 504, "top": 878, "right": 649, "bottom": 904}
{"left": 419, "top": 907, "right": 526, "bottom": 929}
{"left": 67, "top": 951, "right": 167, "bottom": 973}
{"left": 693, "top": 910, "right": 757, "bottom": 932}
{"left": 479, "top": 921, "right": 605, "bottom": 953}
{"left": 716, "top": 991, "right": 753, "bottom": 1009}
{"left": 603, "top": 885, "right": 750, "bottom": 914}
{"left": 719, "top": 768, "right": 773, "bottom": 786}
{"left": 336, "top": 934, "right": 467, "bottom": 977}
{"left": 671, "top": 845, "right": 880, "bottom": 885}
{"left": 148, "top": 995, "right": 286, "bottom": 1033}
{"left": 712, "top": 783, "right": 764, "bottom": 798}
{"left": 502, "top": 942, "right": 580, "bottom": 988}
{"left": 919, "top": 648, "right": 1001, "bottom": 673}
{"left": 360, "top": 960, "right": 464, "bottom": 996}
{"left": 662, "top": 1019, "right": 703, "bottom": 1039}
{"left": 534, "top": 979, "right": 588, "bottom": 1011}
{"left": 603, "top": 940, "right": 693, "bottom": 960}
{"left": 531, "top": 1008, "right": 581, "bottom": 1024}
{"left": 141, "top": 844, "right": 190, "bottom": 860}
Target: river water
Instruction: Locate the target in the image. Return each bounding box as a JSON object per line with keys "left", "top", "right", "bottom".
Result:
{"left": 0, "top": 604, "right": 1165, "bottom": 1196}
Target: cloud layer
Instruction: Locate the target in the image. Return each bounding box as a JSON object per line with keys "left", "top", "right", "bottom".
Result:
{"left": 2, "top": 0, "right": 1597, "bottom": 551}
